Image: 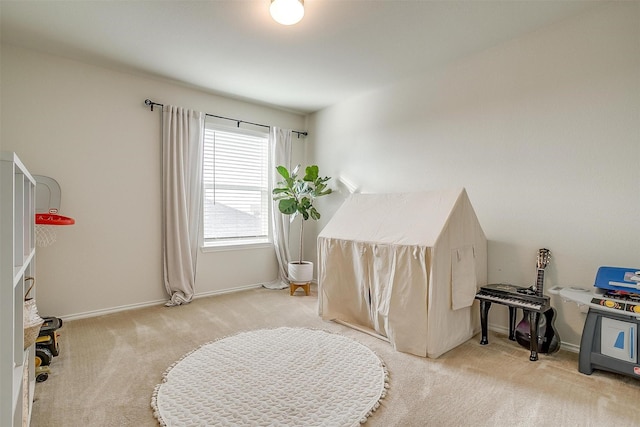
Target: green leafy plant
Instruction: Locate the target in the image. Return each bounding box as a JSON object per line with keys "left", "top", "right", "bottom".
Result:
{"left": 273, "top": 164, "right": 332, "bottom": 263}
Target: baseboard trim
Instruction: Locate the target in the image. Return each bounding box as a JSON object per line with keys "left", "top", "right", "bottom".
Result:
{"left": 59, "top": 283, "right": 264, "bottom": 322}
{"left": 60, "top": 299, "right": 167, "bottom": 322}
{"left": 193, "top": 283, "right": 263, "bottom": 300}
{"left": 488, "top": 324, "right": 580, "bottom": 354}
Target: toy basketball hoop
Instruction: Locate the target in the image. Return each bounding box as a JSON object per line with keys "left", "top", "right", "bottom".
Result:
{"left": 35, "top": 211, "right": 75, "bottom": 247}
{"left": 34, "top": 175, "right": 75, "bottom": 247}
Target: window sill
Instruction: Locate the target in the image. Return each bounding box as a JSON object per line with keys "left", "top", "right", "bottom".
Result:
{"left": 201, "top": 240, "right": 273, "bottom": 253}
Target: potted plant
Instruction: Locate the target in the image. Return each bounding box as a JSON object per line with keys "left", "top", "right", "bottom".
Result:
{"left": 273, "top": 164, "right": 332, "bottom": 283}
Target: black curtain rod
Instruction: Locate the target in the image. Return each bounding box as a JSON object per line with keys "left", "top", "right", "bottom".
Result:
{"left": 144, "top": 99, "right": 308, "bottom": 138}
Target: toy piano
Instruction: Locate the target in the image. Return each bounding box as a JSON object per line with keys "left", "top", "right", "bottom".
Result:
{"left": 560, "top": 266, "right": 640, "bottom": 379}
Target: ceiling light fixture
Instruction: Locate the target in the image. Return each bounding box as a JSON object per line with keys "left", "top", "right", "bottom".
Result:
{"left": 270, "top": 0, "right": 304, "bottom": 26}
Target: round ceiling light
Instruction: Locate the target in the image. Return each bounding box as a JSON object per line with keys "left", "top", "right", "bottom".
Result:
{"left": 270, "top": 0, "right": 304, "bottom": 26}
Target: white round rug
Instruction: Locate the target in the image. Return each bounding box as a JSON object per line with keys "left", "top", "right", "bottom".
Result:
{"left": 152, "top": 327, "right": 388, "bottom": 426}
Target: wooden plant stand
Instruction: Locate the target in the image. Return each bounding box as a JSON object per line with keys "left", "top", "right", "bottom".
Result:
{"left": 289, "top": 282, "right": 310, "bottom": 296}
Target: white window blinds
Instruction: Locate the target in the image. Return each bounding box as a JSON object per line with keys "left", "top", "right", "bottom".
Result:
{"left": 203, "top": 124, "right": 270, "bottom": 244}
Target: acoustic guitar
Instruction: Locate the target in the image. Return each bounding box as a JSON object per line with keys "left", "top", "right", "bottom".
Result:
{"left": 514, "top": 248, "right": 560, "bottom": 354}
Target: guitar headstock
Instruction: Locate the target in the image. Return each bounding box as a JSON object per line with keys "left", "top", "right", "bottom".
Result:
{"left": 537, "top": 248, "right": 551, "bottom": 269}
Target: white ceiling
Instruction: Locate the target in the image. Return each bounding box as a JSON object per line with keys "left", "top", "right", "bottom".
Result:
{"left": 0, "top": 0, "right": 605, "bottom": 114}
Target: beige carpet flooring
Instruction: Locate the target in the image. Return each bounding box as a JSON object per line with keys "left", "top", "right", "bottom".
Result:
{"left": 31, "top": 285, "right": 640, "bottom": 426}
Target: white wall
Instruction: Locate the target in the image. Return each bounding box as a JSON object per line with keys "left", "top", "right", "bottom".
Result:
{"left": 0, "top": 45, "right": 306, "bottom": 319}
{"left": 308, "top": 3, "right": 640, "bottom": 348}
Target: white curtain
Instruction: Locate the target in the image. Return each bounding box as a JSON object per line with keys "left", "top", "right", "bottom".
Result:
{"left": 162, "top": 106, "right": 205, "bottom": 306}
{"left": 263, "top": 127, "right": 292, "bottom": 290}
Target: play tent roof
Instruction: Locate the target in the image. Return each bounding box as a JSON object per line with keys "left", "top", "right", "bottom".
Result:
{"left": 318, "top": 188, "right": 470, "bottom": 246}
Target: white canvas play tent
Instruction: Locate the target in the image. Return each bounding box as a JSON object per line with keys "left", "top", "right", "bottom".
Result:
{"left": 317, "top": 188, "right": 487, "bottom": 358}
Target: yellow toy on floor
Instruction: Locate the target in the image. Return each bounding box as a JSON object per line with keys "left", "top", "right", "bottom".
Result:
{"left": 35, "top": 316, "right": 62, "bottom": 382}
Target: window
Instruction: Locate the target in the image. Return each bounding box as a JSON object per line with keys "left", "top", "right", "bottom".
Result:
{"left": 202, "top": 123, "right": 270, "bottom": 247}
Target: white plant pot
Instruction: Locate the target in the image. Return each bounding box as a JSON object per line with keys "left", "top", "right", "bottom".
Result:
{"left": 288, "top": 261, "right": 314, "bottom": 284}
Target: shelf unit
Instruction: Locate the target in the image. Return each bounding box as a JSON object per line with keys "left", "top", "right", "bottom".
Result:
{"left": 1, "top": 152, "right": 36, "bottom": 427}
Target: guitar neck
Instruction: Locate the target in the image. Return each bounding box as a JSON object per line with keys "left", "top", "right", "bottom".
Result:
{"left": 534, "top": 268, "right": 545, "bottom": 297}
